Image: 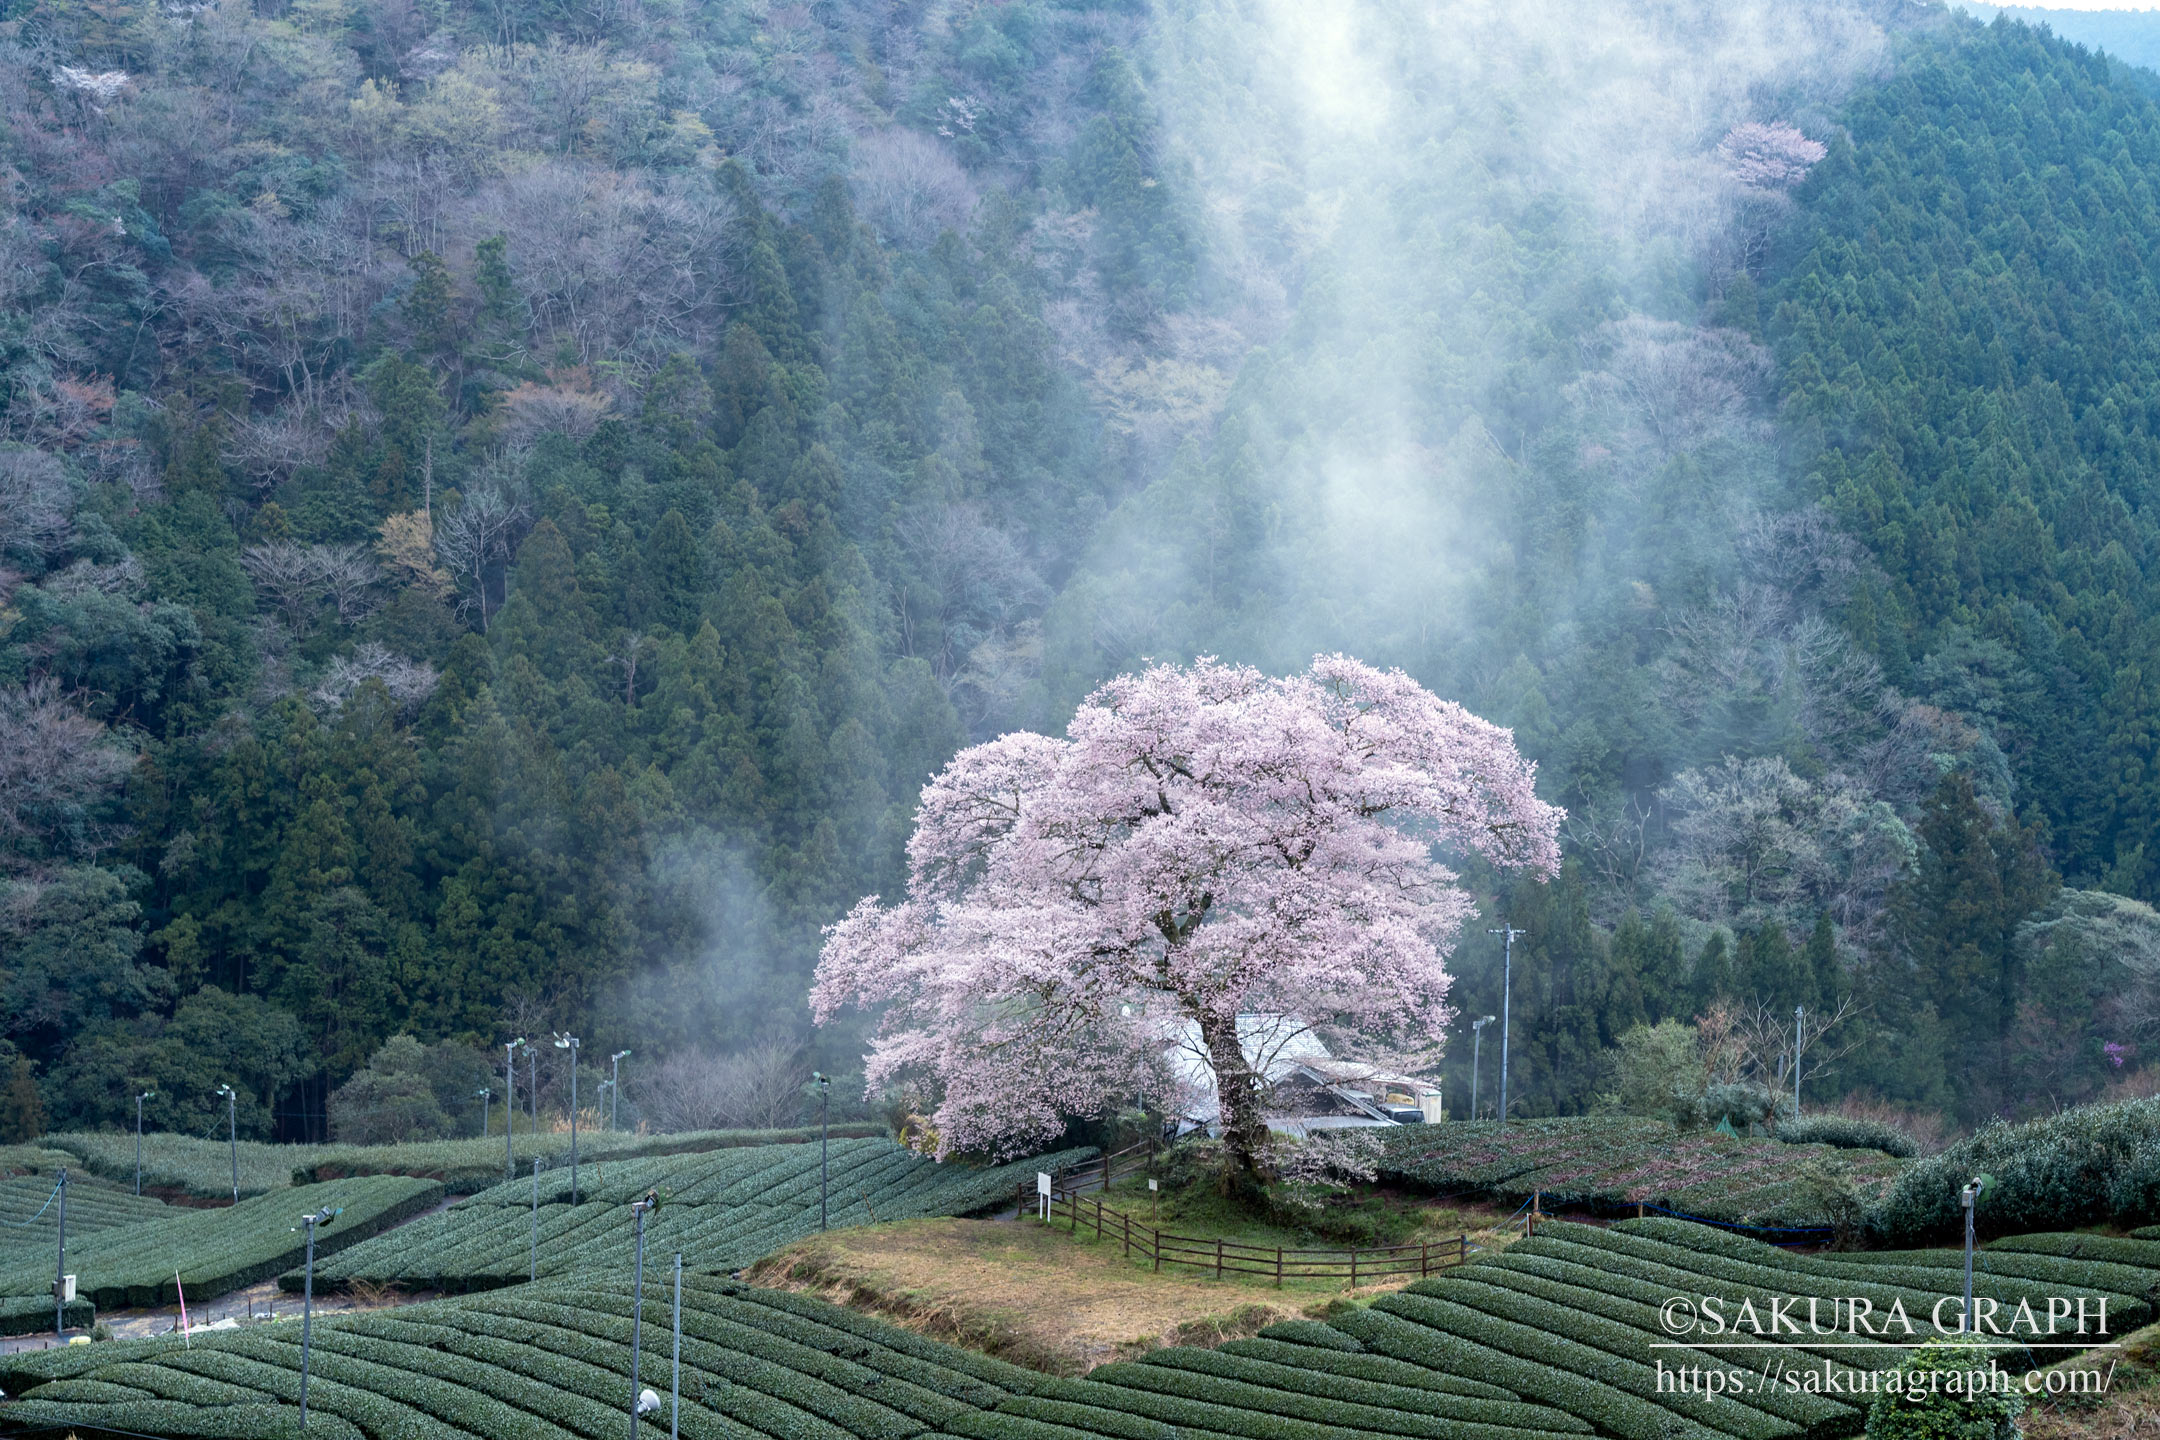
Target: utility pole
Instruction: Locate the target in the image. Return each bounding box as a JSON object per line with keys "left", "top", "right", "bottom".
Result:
{"left": 1489, "top": 926, "right": 1524, "bottom": 1128}
{"left": 611, "top": 1051, "right": 631, "bottom": 1131}
{"left": 813, "top": 1072, "right": 831, "bottom": 1231}
{"left": 1469, "top": 1016, "right": 1495, "bottom": 1121}
{"left": 505, "top": 1038, "right": 524, "bottom": 1180}
{"left": 478, "top": 1088, "right": 492, "bottom": 1140}
{"left": 1961, "top": 1178, "right": 1984, "bottom": 1334}
{"left": 530, "top": 1157, "right": 541, "bottom": 1282}
{"left": 135, "top": 1091, "right": 154, "bottom": 1197}
{"left": 215, "top": 1084, "right": 239, "bottom": 1202}
{"left": 554, "top": 1033, "right": 581, "bottom": 1202}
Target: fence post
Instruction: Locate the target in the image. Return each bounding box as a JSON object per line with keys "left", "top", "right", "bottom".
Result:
{"left": 1275, "top": 1247, "right": 1282, "bottom": 1289}
{"left": 1420, "top": 1240, "right": 1429, "bottom": 1278}
{"left": 1350, "top": 1247, "right": 1358, "bottom": 1291}
{"left": 1637, "top": 1202, "right": 1644, "bottom": 1219}
{"left": 1122, "top": 1210, "right": 1130, "bottom": 1258}
{"left": 1102, "top": 1151, "right": 1110, "bottom": 1196}
{"left": 1215, "top": 1237, "right": 1223, "bottom": 1280}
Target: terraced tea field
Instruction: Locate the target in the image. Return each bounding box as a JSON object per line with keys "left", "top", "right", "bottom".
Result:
{"left": 0, "top": 1171, "right": 170, "bottom": 1245}
{"left": 1379, "top": 1118, "right": 1906, "bottom": 1229}
{"left": 4, "top": 1215, "right": 2146, "bottom": 1440}
{"left": 0, "top": 1175, "right": 439, "bottom": 1323}
{"left": 303, "top": 1138, "right": 1093, "bottom": 1293}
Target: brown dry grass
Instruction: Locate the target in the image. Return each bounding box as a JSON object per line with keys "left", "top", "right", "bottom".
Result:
{"left": 748, "top": 1216, "right": 1411, "bottom": 1375}
{"left": 2022, "top": 1323, "right": 2160, "bottom": 1440}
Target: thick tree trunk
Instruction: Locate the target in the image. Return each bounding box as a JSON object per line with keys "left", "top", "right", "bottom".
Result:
{"left": 1197, "top": 1009, "right": 1270, "bottom": 1200}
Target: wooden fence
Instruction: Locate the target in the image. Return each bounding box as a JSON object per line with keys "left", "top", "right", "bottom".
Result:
{"left": 1029, "top": 1185, "right": 1469, "bottom": 1287}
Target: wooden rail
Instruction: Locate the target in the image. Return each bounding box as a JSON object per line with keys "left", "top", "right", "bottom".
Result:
{"left": 1033, "top": 1186, "right": 1468, "bottom": 1287}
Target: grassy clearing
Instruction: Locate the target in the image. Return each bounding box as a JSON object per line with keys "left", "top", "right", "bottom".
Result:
{"left": 750, "top": 1217, "right": 1329, "bottom": 1373}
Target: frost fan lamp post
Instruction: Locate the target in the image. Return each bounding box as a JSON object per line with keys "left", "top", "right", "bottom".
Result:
{"left": 1961, "top": 1176, "right": 1986, "bottom": 1335}
{"left": 214, "top": 1084, "right": 239, "bottom": 1202}
{"left": 555, "top": 1032, "right": 581, "bottom": 1203}
{"left": 134, "top": 1090, "right": 154, "bottom": 1197}
{"left": 477, "top": 1087, "right": 492, "bottom": 1139}
{"left": 611, "top": 1050, "right": 631, "bottom": 1131}
{"left": 296, "top": 1203, "right": 341, "bottom": 1425}
{"left": 813, "top": 1072, "right": 831, "bottom": 1232}
{"left": 504, "top": 1037, "right": 526, "bottom": 1180}
{"left": 627, "top": 1189, "right": 660, "bottom": 1440}
{"left": 1468, "top": 1017, "right": 1495, "bottom": 1121}
{"left": 1488, "top": 927, "right": 1524, "bottom": 1127}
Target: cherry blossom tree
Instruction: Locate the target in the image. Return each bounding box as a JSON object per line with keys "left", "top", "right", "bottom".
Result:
{"left": 812, "top": 655, "right": 1562, "bottom": 1187}
{"left": 1718, "top": 122, "right": 1828, "bottom": 191}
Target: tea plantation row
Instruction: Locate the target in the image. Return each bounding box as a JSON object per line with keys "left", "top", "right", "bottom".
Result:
{"left": 0, "top": 1176, "right": 439, "bottom": 1329}
{"left": 300, "top": 1138, "right": 1094, "bottom": 1293}
{"left": 8, "top": 1218, "right": 2150, "bottom": 1440}
{"left": 0, "top": 1172, "right": 170, "bottom": 1245}
{"left": 1377, "top": 1119, "right": 1905, "bottom": 1230}
{"left": 43, "top": 1124, "right": 889, "bottom": 1201}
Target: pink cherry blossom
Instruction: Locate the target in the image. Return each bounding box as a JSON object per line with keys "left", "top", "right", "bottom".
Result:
{"left": 812, "top": 655, "right": 1563, "bottom": 1180}
{"left": 1718, "top": 122, "right": 1827, "bottom": 191}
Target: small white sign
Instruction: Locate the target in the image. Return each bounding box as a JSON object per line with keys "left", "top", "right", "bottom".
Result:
{"left": 1036, "top": 1171, "right": 1052, "bottom": 1197}
{"left": 1148, "top": 1179, "right": 1159, "bottom": 1192}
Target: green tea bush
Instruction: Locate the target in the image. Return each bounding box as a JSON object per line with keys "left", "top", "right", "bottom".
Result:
{"left": 300, "top": 1138, "right": 1092, "bottom": 1292}
{"left": 1377, "top": 1117, "right": 1905, "bottom": 1229}
{"left": 0, "top": 1175, "right": 440, "bottom": 1310}
{"left": 1134, "top": 1343, "right": 1589, "bottom": 1430}
{"left": 1864, "top": 1340, "right": 2024, "bottom": 1440}
{"left": 0, "top": 1171, "right": 169, "bottom": 1242}
{"left": 1218, "top": 1334, "right": 1516, "bottom": 1397}
{"left": 1871, "top": 1097, "right": 2160, "bottom": 1244}
{"left": 0, "top": 1293, "right": 94, "bottom": 1336}
{"left": 295, "top": 1122, "right": 887, "bottom": 1191}
{"left": 1329, "top": 1303, "right": 1728, "bottom": 1440}
{"left": 45, "top": 1132, "right": 322, "bottom": 1199}
{"left": 1780, "top": 1116, "right": 1921, "bottom": 1159}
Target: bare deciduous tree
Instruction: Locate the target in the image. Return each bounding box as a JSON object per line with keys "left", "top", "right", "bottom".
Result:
{"left": 432, "top": 481, "right": 531, "bottom": 630}
{"left": 0, "top": 680, "right": 135, "bottom": 864}
{"left": 632, "top": 1040, "right": 809, "bottom": 1134}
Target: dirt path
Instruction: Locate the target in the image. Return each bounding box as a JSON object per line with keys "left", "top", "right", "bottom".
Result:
{"left": 749, "top": 1216, "right": 1420, "bottom": 1374}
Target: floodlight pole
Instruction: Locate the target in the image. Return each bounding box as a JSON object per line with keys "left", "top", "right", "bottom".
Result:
{"left": 529, "top": 1044, "right": 539, "bottom": 1138}
{"left": 217, "top": 1084, "right": 239, "bottom": 1201}
{"left": 299, "top": 1204, "right": 337, "bottom": 1424}
{"left": 814, "top": 1072, "right": 831, "bottom": 1231}
{"left": 611, "top": 1051, "right": 631, "bottom": 1131}
{"left": 135, "top": 1091, "right": 154, "bottom": 1197}
{"left": 505, "top": 1038, "right": 524, "bottom": 1180}
{"left": 1961, "top": 1178, "right": 1983, "bottom": 1334}
{"left": 1469, "top": 1016, "right": 1495, "bottom": 1121}
{"left": 555, "top": 1033, "right": 582, "bottom": 1202}
{"left": 479, "top": 1088, "right": 492, "bottom": 1139}
{"left": 628, "top": 1191, "right": 657, "bottom": 1440}
{"left": 1489, "top": 928, "right": 1524, "bottom": 1128}
{"left": 53, "top": 1167, "right": 67, "bottom": 1339}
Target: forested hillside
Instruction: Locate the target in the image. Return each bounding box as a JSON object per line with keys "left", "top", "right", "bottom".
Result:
{"left": 4, "top": 0, "right": 2159, "bottom": 1141}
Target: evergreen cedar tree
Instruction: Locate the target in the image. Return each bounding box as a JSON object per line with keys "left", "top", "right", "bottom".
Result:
{"left": 812, "top": 656, "right": 1561, "bottom": 1181}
